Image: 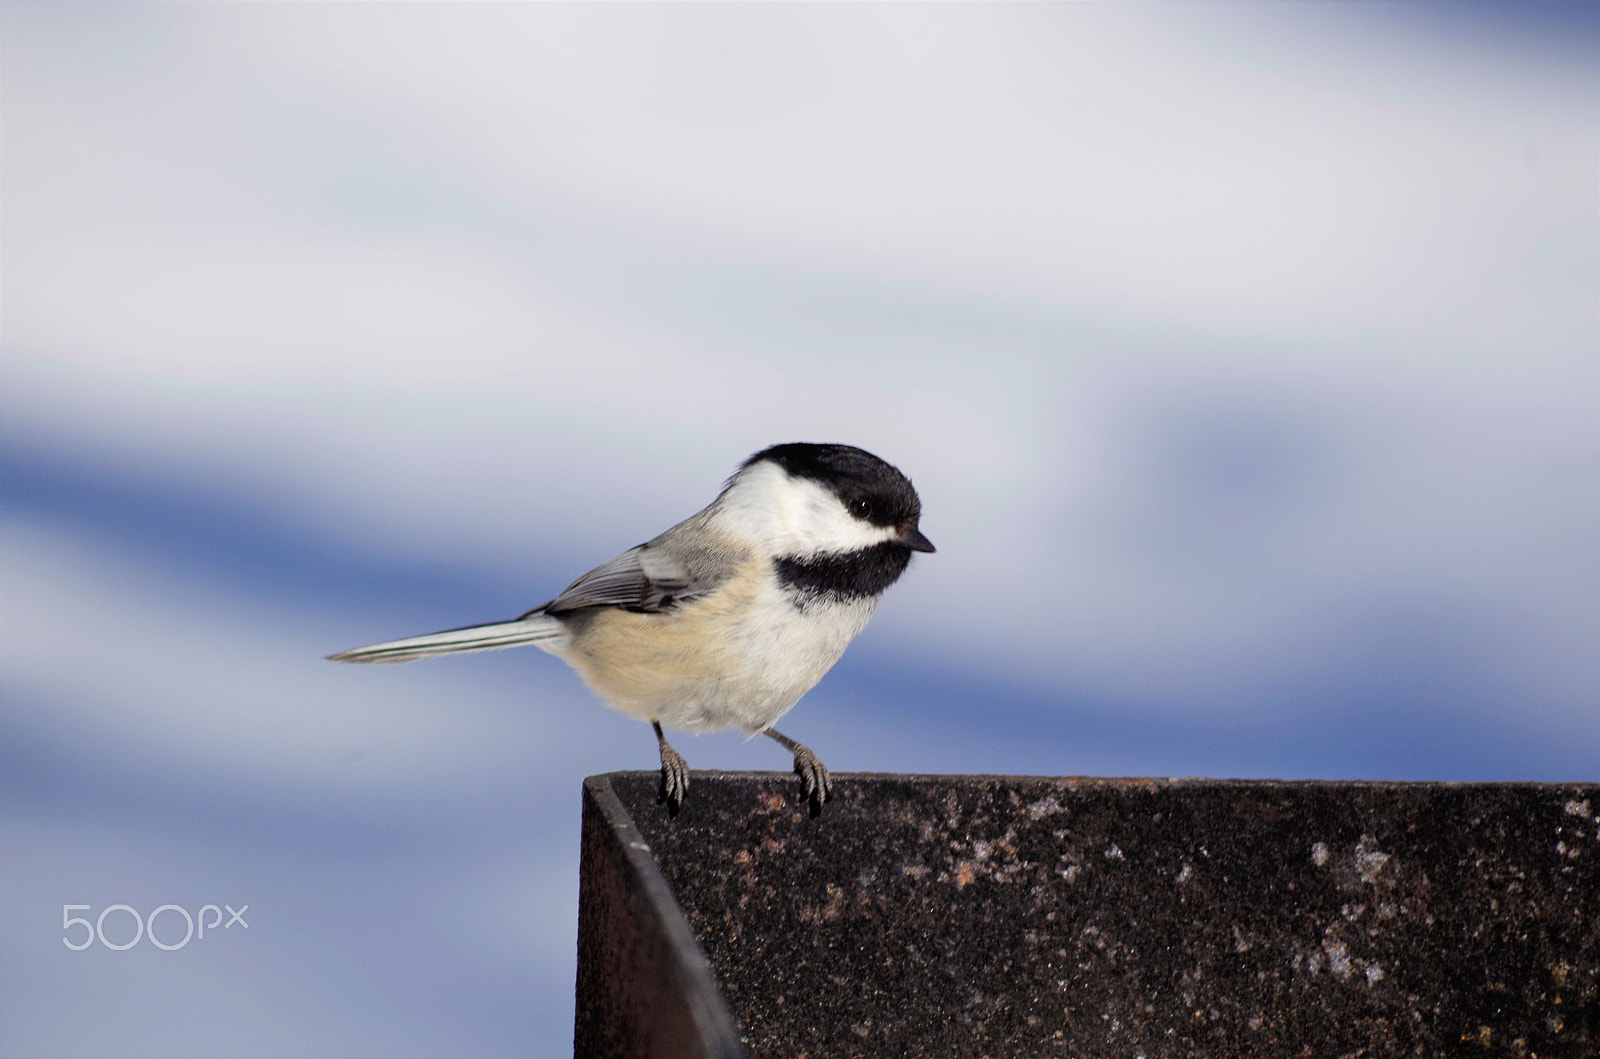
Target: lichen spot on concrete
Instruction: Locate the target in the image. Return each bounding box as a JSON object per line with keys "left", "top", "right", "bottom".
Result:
{"left": 1354, "top": 836, "right": 1391, "bottom": 884}
{"left": 1026, "top": 795, "right": 1062, "bottom": 820}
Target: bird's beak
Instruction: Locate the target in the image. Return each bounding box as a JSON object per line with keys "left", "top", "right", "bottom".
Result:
{"left": 897, "top": 525, "right": 936, "bottom": 553}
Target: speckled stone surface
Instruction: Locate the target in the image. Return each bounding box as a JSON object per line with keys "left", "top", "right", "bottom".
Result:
{"left": 595, "top": 772, "right": 1598, "bottom": 1059}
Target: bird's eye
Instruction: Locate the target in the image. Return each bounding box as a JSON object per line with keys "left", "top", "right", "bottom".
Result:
{"left": 849, "top": 498, "right": 873, "bottom": 520}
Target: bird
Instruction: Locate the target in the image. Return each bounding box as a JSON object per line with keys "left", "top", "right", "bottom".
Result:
{"left": 327, "top": 442, "right": 934, "bottom": 817}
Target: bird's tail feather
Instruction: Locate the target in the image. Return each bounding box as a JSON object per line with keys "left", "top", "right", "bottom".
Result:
{"left": 326, "top": 616, "right": 566, "bottom": 664}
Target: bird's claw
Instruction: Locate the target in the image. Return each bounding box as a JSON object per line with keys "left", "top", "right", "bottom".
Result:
{"left": 791, "top": 744, "right": 832, "bottom": 818}
{"left": 658, "top": 743, "right": 689, "bottom": 817}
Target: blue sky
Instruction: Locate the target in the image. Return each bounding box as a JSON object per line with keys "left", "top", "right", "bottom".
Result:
{"left": 3, "top": 3, "right": 1596, "bottom": 1056}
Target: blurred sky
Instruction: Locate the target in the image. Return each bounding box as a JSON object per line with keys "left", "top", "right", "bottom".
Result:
{"left": 2, "top": 2, "right": 1596, "bottom": 1057}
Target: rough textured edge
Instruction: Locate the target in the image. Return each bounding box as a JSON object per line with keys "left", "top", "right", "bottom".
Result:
{"left": 573, "top": 773, "right": 747, "bottom": 1059}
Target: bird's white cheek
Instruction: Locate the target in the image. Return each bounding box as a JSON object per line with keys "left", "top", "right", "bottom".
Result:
{"left": 712, "top": 463, "right": 895, "bottom": 556}
{"left": 781, "top": 483, "right": 891, "bottom": 556}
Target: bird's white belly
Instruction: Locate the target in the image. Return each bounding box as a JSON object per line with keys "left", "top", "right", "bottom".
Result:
{"left": 554, "top": 568, "right": 877, "bottom": 735}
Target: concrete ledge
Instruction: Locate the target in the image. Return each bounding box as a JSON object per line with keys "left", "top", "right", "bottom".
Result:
{"left": 575, "top": 772, "right": 1598, "bottom": 1057}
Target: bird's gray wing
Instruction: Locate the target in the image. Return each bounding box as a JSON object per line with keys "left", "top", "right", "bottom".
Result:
{"left": 534, "top": 541, "right": 726, "bottom": 616}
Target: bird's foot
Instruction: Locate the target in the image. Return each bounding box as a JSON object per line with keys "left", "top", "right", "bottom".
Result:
{"left": 654, "top": 723, "right": 689, "bottom": 817}
{"left": 790, "top": 743, "right": 832, "bottom": 818}
{"left": 764, "top": 727, "right": 833, "bottom": 817}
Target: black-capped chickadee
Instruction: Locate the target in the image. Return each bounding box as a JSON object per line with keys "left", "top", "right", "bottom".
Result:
{"left": 328, "top": 443, "right": 934, "bottom": 817}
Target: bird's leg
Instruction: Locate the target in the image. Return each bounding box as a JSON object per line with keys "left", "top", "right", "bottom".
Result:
{"left": 764, "top": 728, "right": 832, "bottom": 817}
{"left": 653, "top": 721, "right": 689, "bottom": 817}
